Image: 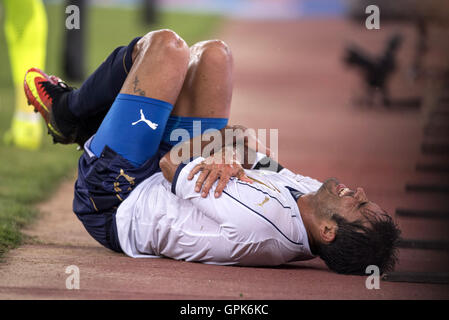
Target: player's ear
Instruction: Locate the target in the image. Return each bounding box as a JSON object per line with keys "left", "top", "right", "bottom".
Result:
{"left": 319, "top": 220, "right": 337, "bottom": 244}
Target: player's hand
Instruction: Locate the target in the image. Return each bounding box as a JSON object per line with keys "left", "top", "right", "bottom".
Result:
{"left": 187, "top": 147, "right": 252, "bottom": 198}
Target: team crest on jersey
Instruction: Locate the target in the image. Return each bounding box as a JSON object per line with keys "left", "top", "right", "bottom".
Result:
{"left": 257, "top": 196, "right": 270, "bottom": 207}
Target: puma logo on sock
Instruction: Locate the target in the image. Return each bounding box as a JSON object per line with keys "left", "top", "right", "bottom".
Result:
{"left": 132, "top": 109, "right": 158, "bottom": 130}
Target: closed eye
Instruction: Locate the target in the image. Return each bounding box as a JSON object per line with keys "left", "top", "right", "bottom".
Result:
{"left": 357, "top": 201, "right": 368, "bottom": 210}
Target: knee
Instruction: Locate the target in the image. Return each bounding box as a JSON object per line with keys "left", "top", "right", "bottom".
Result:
{"left": 149, "top": 29, "right": 188, "bottom": 51}
{"left": 194, "top": 40, "right": 233, "bottom": 66}
{"left": 134, "top": 29, "right": 190, "bottom": 63}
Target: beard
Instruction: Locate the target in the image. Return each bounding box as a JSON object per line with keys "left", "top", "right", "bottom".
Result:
{"left": 310, "top": 178, "right": 341, "bottom": 220}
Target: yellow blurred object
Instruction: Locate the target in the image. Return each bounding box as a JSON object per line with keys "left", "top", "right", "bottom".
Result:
{"left": 4, "top": 112, "right": 43, "bottom": 151}
{"left": 2, "top": 0, "right": 48, "bottom": 150}
{"left": 3, "top": 84, "right": 44, "bottom": 150}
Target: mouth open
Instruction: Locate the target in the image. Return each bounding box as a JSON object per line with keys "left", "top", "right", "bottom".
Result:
{"left": 336, "top": 183, "right": 353, "bottom": 197}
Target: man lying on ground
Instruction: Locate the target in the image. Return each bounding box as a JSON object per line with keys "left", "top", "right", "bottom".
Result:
{"left": 24, "top": 29, "right": 400, "bottom": 275}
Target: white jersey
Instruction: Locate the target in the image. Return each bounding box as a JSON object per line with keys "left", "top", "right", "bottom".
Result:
{"left": 115, "top": 157, "right": 322, "bottom": 266}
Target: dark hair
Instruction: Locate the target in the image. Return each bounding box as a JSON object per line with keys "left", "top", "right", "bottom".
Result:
{"left": 317, "top": 209, "right": 401, "bottom": 275}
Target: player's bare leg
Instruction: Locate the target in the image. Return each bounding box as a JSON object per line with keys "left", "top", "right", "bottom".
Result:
{"left": 121, "top": 29, "right": 190, "bottom": 104}
{"left": 173, "top": 40, "right": 233, "bottom": 118}
{"left": 89, "top": 29, "right": 191, "bottom": 166}
{"left": 163, "top": 40, "right": 235, "bottom": 196}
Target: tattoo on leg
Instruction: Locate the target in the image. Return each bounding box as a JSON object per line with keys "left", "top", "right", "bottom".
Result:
{"left": 133, "top": 76, "right": 146, "bottom": 96}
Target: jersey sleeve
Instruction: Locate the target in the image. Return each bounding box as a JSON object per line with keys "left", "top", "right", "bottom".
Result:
{"left": 171, "top": 157, "right": 206, "bottom": 199}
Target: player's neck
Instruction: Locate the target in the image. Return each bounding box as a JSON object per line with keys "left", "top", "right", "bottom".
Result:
{"left": 297, "top": 195, "right": 319, "bottom": 254}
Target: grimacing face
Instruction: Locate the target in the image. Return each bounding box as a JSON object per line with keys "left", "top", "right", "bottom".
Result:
{"left": 311, "top": 178, "right": 383, "bottom": 224}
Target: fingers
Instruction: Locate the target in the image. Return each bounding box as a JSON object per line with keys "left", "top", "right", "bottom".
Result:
{"left": 201, "top": 171, "right": 219, "bottom": 198}
{"left": 188, "top": 156, "right": 252, "bottom": 199}
{"left": 188, "top": 163, "right": 204, "bottom": 180}
{"left": 237, "top": 170, "right": 253, "bottom": 184}
{"left": 194, "top": 168, "right": 210, "bottom": 193}
{"left": 214, "top": 172, "right": 231, "bottom": 198}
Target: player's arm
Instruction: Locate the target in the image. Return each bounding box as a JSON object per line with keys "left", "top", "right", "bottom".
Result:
{"left": 159, "top": 126, "right": 227, "bottom": 183}
{"left": 225, "top": 126, "right": 281, "bottom": 171}
{"left": 160, "top": 124, "right": 269, "bottom": 197}
{"left": 185, "top": 145, "right": 252, "bottom": 198}
{"left": 160, "top": 124, "right": 256, "bottom": 183}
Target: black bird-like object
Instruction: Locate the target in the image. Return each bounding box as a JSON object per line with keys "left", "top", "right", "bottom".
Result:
{"left": 344, "top": 34, "right": 403, "bottom": 107}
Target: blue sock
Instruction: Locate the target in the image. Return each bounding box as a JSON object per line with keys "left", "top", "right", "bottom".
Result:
{"left": 90, "top": 93, "right": 173, "bottom": 167}
{"left": 161, "top": 116, "right": 229, "bottom": 146}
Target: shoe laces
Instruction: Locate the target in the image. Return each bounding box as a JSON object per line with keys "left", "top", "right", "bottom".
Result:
{"left": 39, "top": 80, "right": 73, "bottom": 102}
